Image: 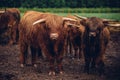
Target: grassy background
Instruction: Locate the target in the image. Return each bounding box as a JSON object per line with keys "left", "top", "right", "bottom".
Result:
{"left": 54, "top": 13, "right": 120, "bottom": 21}
{"left": 19, "top": 8, "right": 120, "bottom": 20}
{"left": 19, "top": 8, "right": 120, "bottom": 13}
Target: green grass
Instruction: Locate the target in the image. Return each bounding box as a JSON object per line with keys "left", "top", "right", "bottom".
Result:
{"left": 19, "top": 8, "right": 120, "bottom": 21}
{"left": 21, "top": 12, "right": 120, "bottom": 21}
{"left": 55, "top": 13, "right": 120, "bottom": 21}
{"left": 19, "top": 8, "right": 120, "bottom": 13}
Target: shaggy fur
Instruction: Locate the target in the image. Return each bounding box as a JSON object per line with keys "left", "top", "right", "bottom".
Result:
{"left": 65, "top": 15, "right": 85, "bottom": 59}
{"left": 19, "top": 11, "right": 69, "bottom": 74}
{"left": 0, "top": 8, "right": 20, "bottom": 45}
{"left": 7, "top": 8, "right": 20, "bottom": 44}
{"left": 81, "top": 17, "right": 110, "bottom": 75}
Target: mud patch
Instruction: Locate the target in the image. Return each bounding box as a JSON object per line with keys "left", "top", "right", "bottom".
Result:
{"left": 0, "top": 32, "right": 120, "bottom": 80}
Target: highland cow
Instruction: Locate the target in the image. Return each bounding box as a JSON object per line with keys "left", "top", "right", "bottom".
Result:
{"left": 0, "top": 8, "right": 20, "bottom": 45}
{"left": 19, "top": 11, "right": 76, "bottom": 75}
{"left": 7, "top": 8, "right": 20, "bottom": 44}
{"left": 65, "top": 15, "right": 85, "bottom": 59}
{"left": 81, "top": 17, "right": 110, "bottom": 75}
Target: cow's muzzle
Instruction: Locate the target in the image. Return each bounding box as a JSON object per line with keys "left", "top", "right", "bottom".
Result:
{"left": 89, "top": 32, "right": 96, "bottom": 37}
{"left": 50, "top": 33, "right": 59, "bottom": 40}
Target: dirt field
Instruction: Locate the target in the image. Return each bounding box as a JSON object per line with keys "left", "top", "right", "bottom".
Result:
{"left": 0, "top": 32, "right": 120, "bottom": 80}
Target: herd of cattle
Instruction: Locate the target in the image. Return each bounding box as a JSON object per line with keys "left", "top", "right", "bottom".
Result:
{"left": 0, "top": 8, "right": 111, "bottom": 76}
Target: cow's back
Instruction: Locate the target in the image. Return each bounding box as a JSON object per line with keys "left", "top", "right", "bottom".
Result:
{"left": 21, "top": 11, "right": 43, "bottom": 26}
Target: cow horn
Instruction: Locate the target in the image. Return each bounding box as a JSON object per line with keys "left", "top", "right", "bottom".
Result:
{"left": 0, "top": 11, "right": 5, "bottom": 13}
{"left": 74, "top": 14, "right": 87, "bottom": 19}
{"left": 33, "top": 19, "right": 46, "bottom": 25}
{"left": 102, "top": 18, "right": 119, "bottom": 22}
{"left": 67, "top": 23, "right": 80, "bottom": 28}
{"left": 106, "top": 23, "right": 120, "bottom": 27}
{"left": 63, "top": 17, "right": 77, "bottom": 22}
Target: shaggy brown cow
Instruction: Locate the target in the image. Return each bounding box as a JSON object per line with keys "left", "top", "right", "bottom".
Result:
{"left": 0, "top": 8, "right": 20, "bottom": 45}
{"left": 0, "top": 10, "right": 9, "bottom": 44}
{"left": 65, "top": 15, "right": 85, "bottom": 59}
{"left": 81, "top": 17, "right": 110, "bottom": 75}
{"left": 19, "top": 11, "right": 76, "bottom": 75}
{"left": 7, "top": 8, "right": 20, "bottom": 44}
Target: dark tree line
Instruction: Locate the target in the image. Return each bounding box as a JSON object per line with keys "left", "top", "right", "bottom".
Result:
{"left": 0, "top": 0, "right": 119, "bottom": 8}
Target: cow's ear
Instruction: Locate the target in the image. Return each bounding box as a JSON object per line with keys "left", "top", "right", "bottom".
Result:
{"left": 80, "top": 19, "right": 87, "bottom": 26}
{"left": 103, "top": 21, "right": 109, "bottom": 27}
{"left": 62, "top": 17, "right": 77, "bottom": 27}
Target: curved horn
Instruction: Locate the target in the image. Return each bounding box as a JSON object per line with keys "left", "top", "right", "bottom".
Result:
{"left": 66, "top": 23, "right": 80, "bottom": 28}
{"left": 0, "top": 11, "right": 5, "bottom": 13}
{"left": 63, "top": 17, "right": 77, "bottom": 22}
{"left": 33, "top": 19, "right": 46, "bottom": 25}
{"left": 74, "top": 14, "right": 87, "bottom": 19}
{"left": 102, "top": 18, "right": 118, "bottom": 22}
{"left": 106, "top": 23, "right": 120, "bottom": 27}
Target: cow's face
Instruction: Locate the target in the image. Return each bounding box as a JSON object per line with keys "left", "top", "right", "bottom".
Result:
{"left": 44, "top": 24, "right": 60, "bottom": 40}
{"left": 33, "top": 18, "right": 61, "bottom": 40}
{"left": 47, "top": 17, "right": 77, "bottom": 40}
{"left": 33, "top": 17, "right": 77, "bottom": 40}
{"left": 0, "top": 11, "right": 10, "bottom": 34}
{"left": 82, "top": 17, "right": 104, "bottom": 37}
{"left": 65, "top": 23, "right": 80, "bottom": 36}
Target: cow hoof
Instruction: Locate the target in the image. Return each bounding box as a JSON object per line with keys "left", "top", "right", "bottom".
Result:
{"left": 49, "top": 71, "right": 52, "bottom": 75}
{"left": 49, "top": 71, "right": 55, "bottom": 76}
{"left": 53, "top": 72, "right": 55, "bottom": 76}
{"left": 20, "top": 64, "right": 24, "bottom": 67}
{"left": 33, "top": 64, "right": 37, "bottom": 68}
{"left": 60, "top": 71, "right": 63, "bottom": 75}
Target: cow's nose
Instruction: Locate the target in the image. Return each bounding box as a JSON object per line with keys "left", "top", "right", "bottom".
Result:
{"left": 89, "top": 32, "right": 96, "bottom": 37}
{"left": 50, "top": 33, "right": 59, "bottom": 40}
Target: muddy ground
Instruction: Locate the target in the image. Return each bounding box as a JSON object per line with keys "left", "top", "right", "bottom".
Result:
{"left": 0, "top": 32, "right": 120, "bottom": 80}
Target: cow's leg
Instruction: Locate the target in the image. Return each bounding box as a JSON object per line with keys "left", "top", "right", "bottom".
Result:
{"left": 84, "top": 56, "right": 91, "bottom": 74}
{"left": 56, "top": 56, "right": 63, "bottom": 74}
{"left": 20, "top": 43, "right": 28, "bottom": 67}
{"left": 49, "top": 57, "right": 55, "bottom": 75}
{"left": 91, "top": 58, "right": 97, "bottom": 73}
{"left": 16, "top": 27, "right": 19, "bottom": 44}
{"left": 91, "top": 57, "right": 96, "bottom": 69}
{"left": 74, "top": 46, "right": 78, "bottom": 59}
{"left": 37, "top": 47, "right": 42, "bottom": 58}
{"left": 12, "top": 29, "right": 17, "bottom": 44}
{"left": 8, "top": 28, "right": 13, "bottom": 45}
{"left": 69, "top": 42, "right": 72, "bottom": 57}
{"left": 8, "top": 26, "right": 16, "bottom": 45}
{"left": 40, "top": 45, "right": 55, "bottom": 75}
{"left": 30, "top": 46, "right": 37, "bottom": 67}
{"left": 64, "top": 37, "right": 68, "bottom": 57}
{"left": 98, "top": 60, "right": 105, "bottom": 76}
{"left": 56, "top": 42, "right": 65, "bottom": 74}
{"left": 79, "top": 43, "right": 82, "bottom": 59}
{"left": 96, "top": 56, "right": 105, "bottom": 76}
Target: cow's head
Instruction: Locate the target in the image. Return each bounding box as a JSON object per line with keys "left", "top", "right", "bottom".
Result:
{"left": 0, "top": 10, "right": 10, "bottom": 34}
{"left": 32, "top": 15, "right": 77, "bottom": 40}
{"left": 64, "top": 22, "right": 81, "bottom": 37}
{"left": 81, "top": 17, "right": 107, "bottom": 37}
